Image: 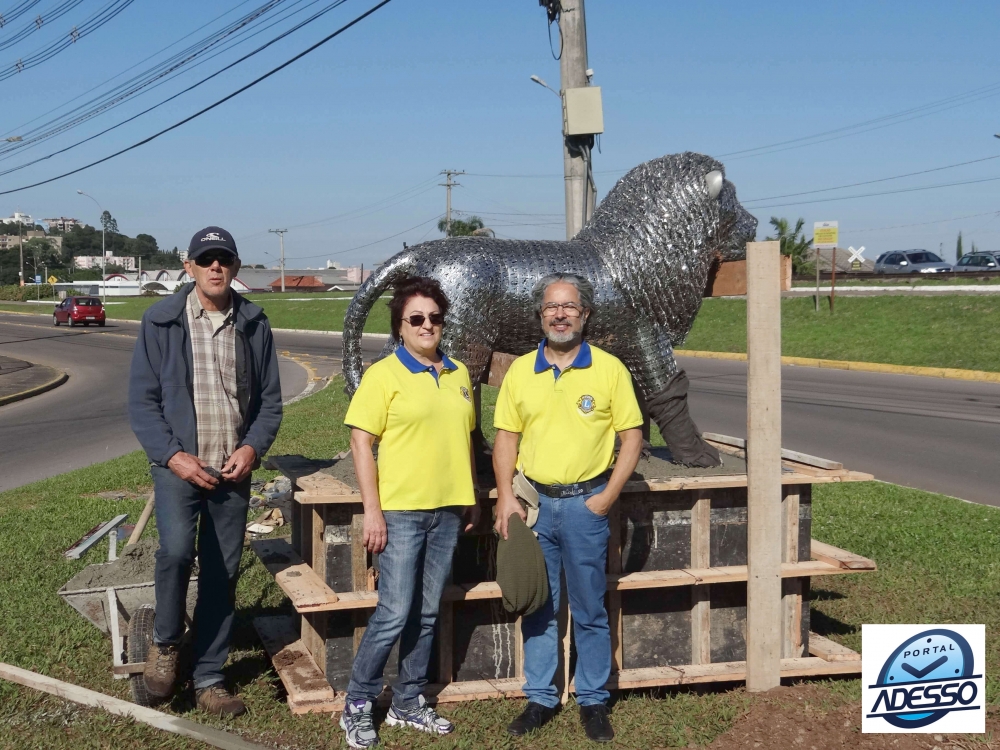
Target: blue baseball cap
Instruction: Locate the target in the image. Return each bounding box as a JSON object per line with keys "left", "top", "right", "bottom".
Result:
{"left": 188, "top": 226, "right": 238, "bottom": 260}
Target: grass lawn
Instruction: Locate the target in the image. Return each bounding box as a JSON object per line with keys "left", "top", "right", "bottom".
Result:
{"left": 2, "top": 376, "right": 999, "bottom": 747}
{"left": 683, "top": 295, "right": 1000, "bottom": 371}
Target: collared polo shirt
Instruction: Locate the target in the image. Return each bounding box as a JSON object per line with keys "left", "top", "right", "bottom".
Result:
{"left": 344, "top": 346, "right": 476, "bottom": 511}
{"left": 493, "top": 340, "right": 643, "bottom": 486}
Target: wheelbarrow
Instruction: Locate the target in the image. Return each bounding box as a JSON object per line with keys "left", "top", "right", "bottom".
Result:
{"left": 58, "top": 568, "right": 197, "bottom": 705}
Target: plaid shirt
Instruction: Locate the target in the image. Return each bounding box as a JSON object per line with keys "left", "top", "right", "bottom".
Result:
{"left": 185, "top": 290, "right": 242, "bottom": 469}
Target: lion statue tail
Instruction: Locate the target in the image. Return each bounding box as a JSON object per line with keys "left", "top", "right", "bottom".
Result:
{"left": 342, "top": 250, "right": 417, "bottom": 396}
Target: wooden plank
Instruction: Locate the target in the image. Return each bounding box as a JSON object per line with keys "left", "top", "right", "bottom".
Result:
{"left": 311, "top": 506, "right": 327, "bottom": 584}
{"left": 704, "top": 433, "right": 844, "bottom": 471}
{"left": 250, "top": 538, "right": 339, "bottom": 610}
{"left": 781, "top": 486, "right": 802, "bottom": 658}
{"left": 808, "top": 632, "right": 862, "bottom": 662}
{"left": 0, "top": 662, "right": 272, "bottom": 750}
{"left": 690, "top": 489, "right": 712, "bottom": 665}
{"left": 811, "top": 539, "right": 876, "bottom": 570}
{"left": 745, "top": 239, "right": 783, "bottom": 693}
{"left": 351, "top": 509, "right": 368, "bottom": 655}
{"left": 254, "top": 616, "right": 339, "bottom": 714}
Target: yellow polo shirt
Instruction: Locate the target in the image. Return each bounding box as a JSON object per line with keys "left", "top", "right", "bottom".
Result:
{"left": 493, "top": 341, "right": 643, "bottom": 486}
{"left": 344, "top": 347, "right": 476, "bottom": 511}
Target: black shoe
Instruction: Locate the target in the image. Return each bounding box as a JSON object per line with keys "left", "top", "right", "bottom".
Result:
{"left": 580, "top": 703, "right": 614, "bottom": 742}
{"left": 507, "top": 701, "right": 556, "bottom": 736}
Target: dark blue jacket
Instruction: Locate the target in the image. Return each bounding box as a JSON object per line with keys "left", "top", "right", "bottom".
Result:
{"left": 128, "top": 283, "right": 282, "bottom": 467}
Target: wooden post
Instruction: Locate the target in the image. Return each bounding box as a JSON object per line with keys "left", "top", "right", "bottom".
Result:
{"left": 745, "top": 240, "right": 782, "bottom": 692}
{"left": 690, "top": 489, "right": 712, "bottom": 665}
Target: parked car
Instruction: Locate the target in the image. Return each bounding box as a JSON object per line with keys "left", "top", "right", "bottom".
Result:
{"left": 53, "top": 296, "right": 106, "bottom": 327}
{"left": 873, "top": 250, "right": 952, "bottom": 275}
{"left": 954, "top": 252, "right": 1000, "bottom": 272}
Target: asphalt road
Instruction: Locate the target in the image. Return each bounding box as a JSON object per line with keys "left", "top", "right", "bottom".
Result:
{"left": 1, "top": 310, "right": 997, "bottom": 507}
{"left": 0, "top": 313, "right": 377, "bottom": 492}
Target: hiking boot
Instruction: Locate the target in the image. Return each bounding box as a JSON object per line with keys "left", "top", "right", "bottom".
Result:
{"left": 195, "top": 684, "right": 246, "bottom": 718}
{"left": 386, "top": 694, "right": 453, "bottom": 735}
{"left": 143, "top": 642, "right": 181, "bottom": 699}
{"left": 507, "top": 701, "right": 556, "bottom": 736}
{"left": 340, "top": 699, "right": 380, "bottom": 748}
{"left": 580, "top": 703, "right": 614, "bottom": 742}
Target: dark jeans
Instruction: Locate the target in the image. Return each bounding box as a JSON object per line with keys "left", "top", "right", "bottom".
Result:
{"left": 346, "top": 507, "right": 462, "bottom": 709}
{"left": 151, "top": 464, "right": 250, "bottom": 690}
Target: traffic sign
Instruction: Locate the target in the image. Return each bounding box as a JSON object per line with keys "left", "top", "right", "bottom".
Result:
{"left": 814, "top": 221, "right": 838, "bottom": 249}
{"left": 34, "top": 275, "right": 41, "bottom": 284}
{"left": 847, "top": 246, "right": 865, "bottom": 271}
{"left": 47, "top": 275, "right": 57, "bottom": 284}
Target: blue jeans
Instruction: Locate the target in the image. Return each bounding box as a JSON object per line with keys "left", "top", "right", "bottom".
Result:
{"left": 522, "top": 486, "right": 611, "bottom": 707}
{"left": 346, "top": 507, "right": 462, "bottom": 709}
{"left": 150, "top": 465, "right": 250, "bottom": 689}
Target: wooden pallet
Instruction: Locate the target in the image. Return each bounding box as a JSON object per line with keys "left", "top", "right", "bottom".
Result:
{"left": 256, "top": 612, "right": 861, "bottom": 714}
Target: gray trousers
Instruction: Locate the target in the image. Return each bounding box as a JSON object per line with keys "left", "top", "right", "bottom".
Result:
{"left": 151, "top": 464, "right": 249, "bottom": 689}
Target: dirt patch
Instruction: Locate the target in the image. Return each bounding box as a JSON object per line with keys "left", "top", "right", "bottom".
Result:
{"left": 706, "top": 684, "right": 994, "bottom": 750}
{"left": 317, "top": 456, "right": 358, "bottom": 487}
{"left": 63, "top": 538, "right": 198, "bottom": 590}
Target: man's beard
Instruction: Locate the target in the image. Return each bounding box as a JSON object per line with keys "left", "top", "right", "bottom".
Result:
{"left": 545, "top": 327, "right": 581, "bottom": 345}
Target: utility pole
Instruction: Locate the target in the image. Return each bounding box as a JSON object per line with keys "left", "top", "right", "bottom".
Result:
{"left": 269, "top": 229, "right": 288, "bottom": 292}
{"left": 551, "top": 0, "right": 597, "bottom": 239}
{"left": 439, "top": 170, "right": 464, "bottom": 236}
{"left": 17, "top": 221, "right": 23, "bottom": 287}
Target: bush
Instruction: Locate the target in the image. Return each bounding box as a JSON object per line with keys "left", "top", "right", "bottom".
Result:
{"left": 0, "top": 284, "right": 54, "bottom": 301}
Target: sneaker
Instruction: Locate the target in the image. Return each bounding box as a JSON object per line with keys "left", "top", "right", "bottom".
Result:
{"left": 580, "top": 703, "right": 614, "bottom": 742}
{"left": 195, "top": 684, "right": 246, "bottom": 718}
{"left": 386, "top": 694, "right": 454, "bottom": 735}
{"left": 507, "top": 701, "right": 556, "bottom": 736}
{"left": 340, "top": 699, "right": 380, "bottom": 748}
{"left": 143, "top": 642, "right": 181, "bottom": 699}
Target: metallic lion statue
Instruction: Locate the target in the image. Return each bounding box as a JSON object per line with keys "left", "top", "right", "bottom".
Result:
{"left": 343, "top": 152, "right": 757, "bottom": 466}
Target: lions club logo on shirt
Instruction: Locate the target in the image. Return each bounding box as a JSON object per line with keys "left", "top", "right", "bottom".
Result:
{"left": 577, "top": 394, "right": 596, "bottom": 415}
{"left": 460, "top": 386, "right": 471, "bottom": 402}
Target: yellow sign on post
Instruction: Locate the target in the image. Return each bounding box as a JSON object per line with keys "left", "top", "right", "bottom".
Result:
{"left": 47, "top": 275, "right": 58, "bottom": 284}
{"left": 813, "top": 221, "right": 838, "bottom": 249}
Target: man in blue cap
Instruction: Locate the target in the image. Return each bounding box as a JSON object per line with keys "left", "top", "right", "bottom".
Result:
{"left": 129, "top": 226, "right": 282, "bottom": 716}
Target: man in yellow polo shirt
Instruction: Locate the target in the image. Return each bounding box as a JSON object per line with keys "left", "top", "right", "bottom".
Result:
{"left": 493, "top": 273, "right": 643, "bottom": 743}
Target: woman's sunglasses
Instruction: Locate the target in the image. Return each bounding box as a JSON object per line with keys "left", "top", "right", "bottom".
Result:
{"left": 403, "top": 313, "right": 445, "bottom": 328}
{"left": 194, "top": 253, "right": 236, "bottom": 268}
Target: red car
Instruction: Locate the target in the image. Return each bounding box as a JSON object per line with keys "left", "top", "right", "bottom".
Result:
{"left": 53, "top": 296, "right": 106, "bottom": 327}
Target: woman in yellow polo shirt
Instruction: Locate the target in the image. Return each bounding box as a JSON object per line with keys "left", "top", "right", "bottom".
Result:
{"left": 339, "top": 276, "right": 478, "bottom": 749}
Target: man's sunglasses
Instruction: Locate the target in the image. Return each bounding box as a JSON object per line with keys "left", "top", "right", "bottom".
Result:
{"left": 194, "top": 253, "right": 236, "bottom": 268}
{"left": 403, "top": 313, "right": 445, "bottom": 327}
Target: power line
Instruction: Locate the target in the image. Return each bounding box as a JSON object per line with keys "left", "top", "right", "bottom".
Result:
{"left": 0, "top": 0, "right": 396, "bottom": 196}
{"left": 743, "top": 153, "right": 1000, "bottom": 204}
{"left": 849, "top": 211, "right": 1000, "bottom": 235}
{"left": 0, "top": 0, "right": 85, "bottom": 52}
{"left": 0, "top": 0, "right": 42, "bottom": 30}
{"left": 0, "top": 0, "right": 350, "bottom": 178}
{"left": 283, "top": 214, "right": 442, "bottom": 260}
{"left": 0, "top": 0, "right": 135, "bottom": 82}
{"left": 748, "top": 173, "right": 1000, "bottom": 211}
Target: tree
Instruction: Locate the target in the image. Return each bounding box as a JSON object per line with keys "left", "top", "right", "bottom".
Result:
{"left": 130, "top": 233, "right": 159, "bottom": 259}
{"left": 765, "top": 217, "right": 814, "bottom": 274}
{"left": 956, "top": 232, "right": 963, "bottom": 260}
{"left": 101, "top": 210, "right": 119, "bottom": 236}
{"left": 438, "top": 215, "right": 485, "bottom": 237}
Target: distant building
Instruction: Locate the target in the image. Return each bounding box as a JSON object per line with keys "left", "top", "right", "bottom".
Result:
{"left": 236, "top": 266, "right": 370, "bottom": 292}
{"left": 0, "top": 231, "right": 61, "bottom": 250}
{"left": 4, "top": 211, "right": 33, "bottom": 226}
{"left": 43, "top": 217, "right": 81, "bottom": 233}
{"left": 74, "top": 255, "right": 137, "bottom": 271}
{"left": 269, "top": 275, "right": 328, "bottom": 292}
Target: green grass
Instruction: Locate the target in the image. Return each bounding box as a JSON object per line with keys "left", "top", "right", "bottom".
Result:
{"left": 2, "top": 375, "right": 999, "bottom": 746}
{"left": 684, "top": 295, "right": 1000, "bottom": 371}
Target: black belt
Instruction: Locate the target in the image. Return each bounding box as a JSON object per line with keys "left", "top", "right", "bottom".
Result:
{"left": 528, "top": 472, "right": 610, "bottom": 499}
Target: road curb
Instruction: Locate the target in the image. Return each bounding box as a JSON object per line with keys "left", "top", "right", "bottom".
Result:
{"left": 0, "top": 367, "right": 69, "bottom": 407}
{"left": 677, "top": 349, "right": 1000, "bottom": 384}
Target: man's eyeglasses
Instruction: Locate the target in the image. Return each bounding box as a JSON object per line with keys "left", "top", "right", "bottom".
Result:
{"left": 540, "top": 302, "right": 584, "bottom": 318}
{"left": 403, "top": 313, "right": 445, "bottom": 328}
{"left": 194, "top": 253, "right": 236, "bottom": 268}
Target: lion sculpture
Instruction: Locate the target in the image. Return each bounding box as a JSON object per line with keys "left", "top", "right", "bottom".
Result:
{"left": 342, "top": 152, "right": 757, "bottom": 466}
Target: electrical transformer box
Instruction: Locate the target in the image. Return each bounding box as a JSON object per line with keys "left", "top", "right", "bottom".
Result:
{"left": 563, "top": 86, "right": 604, "bottom": 136}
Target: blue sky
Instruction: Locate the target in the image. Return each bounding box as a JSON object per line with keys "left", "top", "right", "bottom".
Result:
{"left": 2, "top": 0, "right": 1000, "bottom": 267}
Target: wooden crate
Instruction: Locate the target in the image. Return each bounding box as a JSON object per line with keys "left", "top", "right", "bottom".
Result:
{"left": 253, "top": 440, "right": 875, "bottom": 713}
